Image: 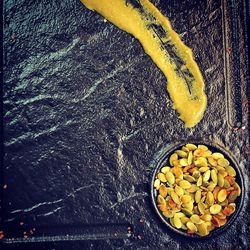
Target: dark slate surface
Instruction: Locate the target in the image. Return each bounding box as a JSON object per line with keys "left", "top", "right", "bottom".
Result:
{"left": 1, "top": 0, "right": 250, "bottom": 249}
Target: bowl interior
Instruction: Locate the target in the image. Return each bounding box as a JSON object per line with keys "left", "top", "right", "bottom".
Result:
{"left": 151, "top": 141, "right": 245, "bottom": 238}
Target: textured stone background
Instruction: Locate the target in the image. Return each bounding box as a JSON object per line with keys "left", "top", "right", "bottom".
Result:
{"left": 2, "top": 0, "right": 250, "bottom": 249}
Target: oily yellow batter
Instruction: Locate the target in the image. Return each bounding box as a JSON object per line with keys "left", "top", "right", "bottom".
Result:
{"left": 80, "top": 0, "right": 207, "bottom": 128}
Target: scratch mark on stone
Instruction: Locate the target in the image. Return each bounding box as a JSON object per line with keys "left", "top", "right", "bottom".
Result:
{"left": 36, "top": 206, "right": 64, "bottom": 217}
{"left": 110, "top": 190, "right": 148, "bottom": 209}
{"left": 9, "top": 184, "right": 94, "bottom": 216}
{"left": 18, "top": 37, "right": 80, "bottom": 80}
{"left": 80, "top": 62, "right": 132, "bottom": 102}
{"left": 10, "top": 198, "right": 63, "bottom": 214}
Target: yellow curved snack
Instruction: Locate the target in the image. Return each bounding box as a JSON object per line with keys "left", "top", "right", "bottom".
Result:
{"left": 80, "top": 0, "right": 207, "bottom": 128}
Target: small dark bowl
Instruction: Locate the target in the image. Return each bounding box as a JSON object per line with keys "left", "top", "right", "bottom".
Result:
{"left": 151, "top": 141, "right": 245, "bottom": 238}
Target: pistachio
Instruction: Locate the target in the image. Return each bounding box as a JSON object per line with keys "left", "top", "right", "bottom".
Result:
{"left": 172, "top": 160, "right": 180, "bottom": 166}
{"left": 197, "top": 176, "right": 203, "bottom": 186}
{"left": 175, "top": 150, "right": 188, "bottom": 158}
{"left": 199, "top": 166, "right": 209, "bottom": 172}
{"left": 169, "top": 217, "right": 175, "bottom": 227}
{"left": 154, "top": 179, "right": 161, "bottom": 189}
{"left": 234, "top": 182, "right": 241, "bottom": 196}
{"left": 210, "top": 204, "right": 222, "bottom": 214}
{"left": 212, "top": 152, "right": 224, "bottom": 160}
{"left": 213, "top": 186, "right": 220, "bottom": 201}
{"left": 193, "top": 148, "right": 204, "bottom": 157}
{"left": 181, "top": 216, "right": 190, "bottom": 224}
{"left": 187, "top": 184, "right": 198, "bottom": 193}
{"left": 217, "top": 173, "right": 224, "bottom": 187}
{"left": 174, "top": 168, "right": 184, "bottom": 179}
{"left": 194, "top": 206, "right": 199, "bottom": 214}
{"left": 171, "top": 191, "right": 180, "bottom": 204}
{"left": 219, "top": 199, "right": 229, "bottom": 207}
{"left": 203, "top": 170, "right": 211, "bottom": 182}
{"left": 184, "top": 201, "right": 194, "bottom": 211}
{"left": 211, "top": 169, "right": 218, "bottom": 184}
{"left": 161, "top": 166, "right": 170, "bottom": 173}
{"left": 225, "top": 165, "right": 236, "bottom": 177}
{"left": 174, "top": 212, "right": 185, "bottom": 218}
{"left": 195, "top": 190, "right": 202, "bottom": 203}
{"left": 179, "top": 180, "right": 192, "bottom": 189}
{"left": 182, "top": 146, "right": 190, "bottom": 152}
{"left": 157, "top": 173, "right": 167, "bottom": 182}
{"left": 223, "top": 179, "right": 231, "bottom": 188}
{"left": 181, "top": 194, "right": 192, "bottom": 203}
{"left": 184, "top": 175, "right": 196, "bottom": 183}
{"left": 186, "top": 221, "right": 197, "bottom": 232}
{"left": 222, "top": 203, "right": 236, "bottom": 216}
{"left": 180, "top": 158, "right": 188, "bottom": 166}
{"left": 194, "top": 157, "right": 207, "bottom": 168}
{"left": 169, "top": 153, "right": 178, "bottom": 166}
{"left": 166, "top": 187, "right": 174, "bottom": 195}
{"left": 207, "top": 182, "right": 217, "bottom": 192}
{"left": 158, "top": 204, "right": 168, "bottom": 212}
{"left": 219, "top": 169, "right": 228, "bottom": 177}
{"left": 157, "top": 195, "right": 166, "bottom": 205}
{"left": 198, "top": 202, "right": 206, "bottom": 215}
{"left": 192, "top": 170, "right": 201, "bottom": 179}
{"left": 165, "top": 171, "right": 175, "bottom": 185}
{"left": 200, "top": 214, "right": 212, "bottom": 222}
{"left": 173, "top": 217, "right": 182, "bottom": 229}
{"left": 185, "top": 143, "right": 197, "bottom": 151}
{"left": 208, "top": 156, "right": 217, "bottom": 167}
{"left": 159, "top": 185, "right": 168, "bottom": 198}
{"left": 163, "top": 210, "right": 174, "bottom": 218}
{"left": 202, "top": 150, "right": 212, "bottom": 158}
{"left": 175, "top": 185, "right": 184, "bottom": 196}
{"left": 218, "top": 158, "right": 229, "bottom": 167}
{"left": 190, "top": 214, "right": 202, "bottom": 224}
{"left": 217, "top": 189, "right": 227, "bottom": 202}
{"left": 225, "top": 176, "right": 235, "bottom": 185}
{"left": 228, "top": 190, "right": 238, "bottom": 203}
{"left": 182, "top": 208, "right": 193, "bottom": 216}
{"left": 206, "top": 191, "right": 214, "bottom": 206}
{"left": 196, "top": 223, "right": 209, "bottom": 236}
{"left": 200, "top": 196, "right": 206, "bottom": 203}
{"left": 198, "top": 145, "right": 208, "bottom": 151}
{"left": 188, "top": 151, "right": 193, "bottom": 165}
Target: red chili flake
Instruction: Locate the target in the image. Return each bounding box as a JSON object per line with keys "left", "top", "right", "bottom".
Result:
{"left": 232, "top": 127, "right": 239, "bottom": 131}
{"left": 0, "top": 231, "right": 4, "bottom": 240}
{"left": 3, "top": 185, "right": 7, "bottom": 189}
{"left": 226, "top": 47, "right": 232, "bottom": 55}
{"left": 20, "top": 222, "right": 24, "bottom": 226}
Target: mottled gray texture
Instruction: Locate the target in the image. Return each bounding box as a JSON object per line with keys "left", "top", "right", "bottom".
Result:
{"left": 2, "top": 0, "right": 250, "bottom": 249}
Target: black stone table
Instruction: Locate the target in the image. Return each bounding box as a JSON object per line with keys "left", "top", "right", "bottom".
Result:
{"left": 1, "top": 0, "right": 250, "bottom": 249}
